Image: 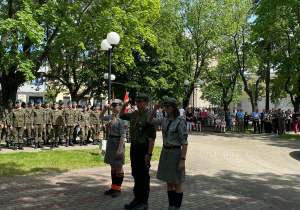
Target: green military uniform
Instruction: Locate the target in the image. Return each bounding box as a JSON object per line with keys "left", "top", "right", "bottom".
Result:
{"left": 43, "top": 104, "right": 52, "bottom": 144}
{"left": 3, "top": 105, "right": 14, "bottom": 146}
{"left": 25, "top": 103, "right": 34, "bottom": 144}
{"left": 0, "top": 105, "right": 5, "bottom": 144}
{"left": 120, "top": 93, "right": 156, "bottom": 207}
{"left": 79, "top": 106, "right": 90, "bottom": 145}
{"left": 277, "top": 110, "right": 286, "bottom": 135}
{"left": 33, "top": 101, "right": 46, "bottom": 148}
{"left": 62, "top": 103, "right": 76, "bottom": 147}
{"left": 73, "top": 104, "right": 81, "bottom": 142}
{"left": 12, "top": 106, "right": 26, "bottom": 148}
{"left": 59, "top": 102, "right": 65, "bottom": 143}
{"left": 50, "top": 105, "right": 64, "bottom": 147}
{"left": 90, "top": 105, "right": 101, "bottom": 145}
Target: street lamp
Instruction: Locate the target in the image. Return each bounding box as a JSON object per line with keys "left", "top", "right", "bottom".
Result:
{"left": 101, "top": 32, "right": 120, "bottom": 114}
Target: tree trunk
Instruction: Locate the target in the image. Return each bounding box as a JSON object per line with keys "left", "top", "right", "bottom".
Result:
{"left": 183, "top": 85, "right": 194, "bottom": 109}
{"left": 265, "top": 61, "right": 270, "bottom": 110}
{"left": 1, "top": 74, "right": 22, "bottom": 107}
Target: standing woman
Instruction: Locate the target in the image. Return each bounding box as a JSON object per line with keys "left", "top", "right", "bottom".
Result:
{"left": 148, "top": 98, "right": 188, "bottom": 210}
{"left": 99, "top": 99, "right": 126, "bottom": 198}
{"left": 185, "top": 108, "right": 193, "bottom": 132}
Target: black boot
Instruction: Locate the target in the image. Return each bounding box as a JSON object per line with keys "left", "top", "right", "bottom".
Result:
{"left": 83, "top": 140, "right": 88, "bottom": 146}
{"left": 35, "top": 143, "right": 38, "bottom": 149}
{"left": 5, "top": 141, "right": 9, "bottom": 147}
{"left": 27, "top": 139, "right": 30, "bottom": 145}
{"left": 69, "top": 139, "right": 74, "bottom": 146}
{"left": 54, "top": 143, "right": 59, "bottom": 148}
{"left": 38, "top": 142, "right": 44, "bottom": 148}
{"left": 18, "top": 143, "right": 24, "bottom": 150}
{"left": 80, "top": 142, "right": 83, "bottom": 146}
{"left": 13, "top": 144, "right": 17, "bottom": 151}
{"left": 51, "top": 142, "right": 55, "bottom": 148}
{"left": 59, "top": 138, "right": 63, "bottom": 145}
{"left": 66, "top": 139, "right": 69, "bottom": 147}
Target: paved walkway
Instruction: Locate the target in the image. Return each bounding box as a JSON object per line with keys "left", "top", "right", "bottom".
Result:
{"left": 1, "top": 132, "right": 300, "bottom": 209}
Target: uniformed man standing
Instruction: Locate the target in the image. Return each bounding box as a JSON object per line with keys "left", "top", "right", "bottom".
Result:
{"left": 32, "top": 99, "right": 46, "bottom": 149}
{"left": 63, "top": 100, "right": 76, "bottom": 147}
{"left": 86, "top": 103, "right": 92, "bottom": 143}
{"left": 3, "top": 99, "right": 14, "bottom": 147}
{"left": 50, "top": 102, "right": 64, "bottom": 148}
{"left": 72, "top": 101, "right": 81, "bottom": 144}
{"left": 0, "top": 102, "right": 5, "bottom": 151}
{"left": 59, "top": 101, "right": 65, "bottom": 145}
{"left": 43, "top": 100, "right": 52, "bottom": 145}
{"left": 79, "top": 105, "right": 90, "bottom": 146}
{"left": 100, "top": 99, "right": 127, "bottom": 198}
{"left": 90, "top": 103, "right": 101, "bottom": 145}
{"left": 11, "top": 99, "right": 27, "bottom": 150}
{"left": 148, "top": 98, "right": 188, "bottom": 210}
{"left": 120, "top": 94, "right": 156, "bottom": 210}
{"left": 25, "top": 100, "right": 35, "bottom": 145}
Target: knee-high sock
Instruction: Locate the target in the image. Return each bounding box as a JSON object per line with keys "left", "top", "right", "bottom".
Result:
{"left": 174, "top": 192, "right": 183, "bottom": 208}
{"left": 168, "top": 190, "right": 176, "bottom": 206}
{"left": 115, "top": 173, "right": 124, "bottom": 190}
{"left": 111, "top": 170, "right": 117, "bottom": 189}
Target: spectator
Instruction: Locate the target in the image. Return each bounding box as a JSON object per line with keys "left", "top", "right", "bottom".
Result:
{"left": 206, "top": 107, "right": 214, "bottom": 126}
{"left": 264, "top": 110, "right": 272, "bottom": 134}
{"left": 230, "top": 115, "right": 236, "bottom": 131}
{"left": 252, "top": 109, "right": 261, "bottom": 134}
{"left": 292, "top": 111, "right": 299, "bottom": 134}
{"left": 215, "top": 116, "right": 221, "bottom": 132}
{"left": 237, "top": 108, "right": 244, "bottom": 133}
{"left": 244, "top": 112, "right": 250, "bottom": 131}
{"left": 196, "top": 112, "right": 202, "bottom": 132}
{"left": 179, "top": 105, "right": 185, "bottom": 119}
{"left": 221, "top": 117, "right": 226, "bottom": 133}
{"left": 260, "top": 109, "right": 266, "bottom": 133}
{"left": 186, "top": 108, "right": 193, "bottom": 132}
{"left": 286, "top": 110, "right": 292, "bottom": 133}
{"left": 202, "top": 109, "right": 207, "bottom": 125}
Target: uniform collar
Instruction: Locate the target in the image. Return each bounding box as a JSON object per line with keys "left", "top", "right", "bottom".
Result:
{"left": 138, "top": 109, "right": 148, "bottom": 114}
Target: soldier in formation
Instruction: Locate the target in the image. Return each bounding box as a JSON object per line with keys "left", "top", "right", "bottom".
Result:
{"left": 50, "top": 102, "right": 64, "bottom": 148}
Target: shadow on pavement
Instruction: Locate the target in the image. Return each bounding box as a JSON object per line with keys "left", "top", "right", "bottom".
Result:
{"left": 289, "top": 151, "right": 300, "bottom": 161}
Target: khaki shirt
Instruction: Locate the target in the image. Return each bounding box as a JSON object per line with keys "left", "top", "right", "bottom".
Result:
{"left": 51, "top": 110, "right": 64, "bottom": 126}
{"left": 120, "top": 109, "right": 156, "bottom": 145}
{"left": 44, "top": 108, "right": 52, "bottom": 125}
{"left": 33, "top": 107, "right": 46, "bottom": 125}
{"left": 3, "top": 107, "right": 13, "bottom": 126}
{"left": 90, "top": 110, "right": 101, "bottom": 125}
{"left": 150, "top": 116, "right": 188, "bottom": 147}
{"left": 25, "top": 107, "right": 34, "bottom": 125}
{"left": 102, "top": 114, "right": 127, "bottom": 138}
{"left": 79, "top": 111, "right": 91, "bottom": 127}
{"left": 63, "top": 108, "right": 76, "bottom": 126}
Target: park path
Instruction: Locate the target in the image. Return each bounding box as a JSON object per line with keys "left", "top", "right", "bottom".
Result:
{"left": 1, "top": 132, "right": 300, "bottom": 209}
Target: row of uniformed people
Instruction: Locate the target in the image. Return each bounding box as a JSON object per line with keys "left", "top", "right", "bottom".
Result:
{"left": 0, "top": 99, "right": 105, "bottom": 151}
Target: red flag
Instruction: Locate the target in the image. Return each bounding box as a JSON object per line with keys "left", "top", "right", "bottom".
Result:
{"left": 123, "top": 92, "right": 129, "bottom": 113}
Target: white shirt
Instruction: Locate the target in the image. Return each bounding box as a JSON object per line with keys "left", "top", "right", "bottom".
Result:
{"left": 179, "top": 108, "right": 185, "bottom": 117}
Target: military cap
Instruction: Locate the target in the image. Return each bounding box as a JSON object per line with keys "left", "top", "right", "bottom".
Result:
{"left": 163, "top": 97, "right": 179, "bottom": 106}
{"left": 28, "top": 99, "right": 34, "bottom": 104}
{"left": 72, "top": 101, "right": 77, "bottom": 104}
{"left": 44, "top": 100, "right": 50, "bottom": 104}
{"left": 111, "top": 99, "right": 123, "bottom": 106}
{"left": 36, "top": 99, "right": 42, "bottom": 103}
{"left": 53, "top": 102, "right": 59, "bottom": 105}
{"left": 67, "top": 100, "right": 72, "bottom": 104}
{"left": 59, "top": 101, "right": 64, "bottom": 105}
{"left": 7, "top": 99, "right": 13, "bottom": 103}
{"left": 95, "top": 103, "right": 100, "bottom": 107}
{"left": 136, "top": 93, "right": 150, "bottom": 101}
{"left": 16, "top": 99, "right": 22, "bottom": 103}
{"left": 83, "top": 104, "right": 88, "bottom": 108}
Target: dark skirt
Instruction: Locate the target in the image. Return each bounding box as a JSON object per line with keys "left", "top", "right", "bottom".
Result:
{"left": 104, "top": 137, "right": 125, "bottom": 166}
{"left": 156, "top": 148, "right": 185, "bottom": 184}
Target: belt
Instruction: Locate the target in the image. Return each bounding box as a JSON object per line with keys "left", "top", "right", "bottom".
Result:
{"left": 109, "top": 135, "right": 121, "bottom": 138}
{"left": 163, "top": 145, "right": 181, "bottom": 149}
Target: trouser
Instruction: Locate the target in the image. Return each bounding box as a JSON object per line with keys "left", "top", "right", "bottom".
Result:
{"left": 2, "top": 127, "right": 13, "bottom": 142}
{"left": 286, "top": 119, "right": 291, "bottom": 132}
{"left": 278, "top": 121, "right": 285, "bottom": 135}
{"left": 244, "top": 122, "right": 249, "bottom": 130}
{"left": 130, "top": 143, "right": 150, "bottom": 203}
{"left": 186, "top": 122, "right": 192, "bottom": 131}
{"left": 92, "top": 124, "right": 102, "bottom": 146}
{"left": 73, "top": 125, "right": 79, "bottom": 140}
{"left": 260, "top": 121, "right": 265, "bottom": 133}
{"left": 13, "top": 127, "right": 24, "bottom": 143}
{"left": 292, "top": 122, "right": 298, "bottom": 134}
{"left": 65, "top": 126, "right": 74, "bottom": 140}
{"left": 80, "top": 126, "right": 88, "bottom": 142}
{"left": 52, "top": 126, "right": 61, "bottom": 143}
{"left": 265, "top": 122, "right": 272, "bottom": 133}
{"left": 207, "top": 117, "right": 214, "bottom": 126}
{"left": 34, "top": 124, "right": 43, "bottom": 143}
{"left": 43, "top": 124, "right": 51, "bottom": 141}
{"left": 60, "top": 126, "right": 66, "bottom": 141}
{"left": 25, "top": 124, "right": 34, "bottom": 139}
{"left": 253, "top": 120, "right": 260, "bottom": 133}
{"left": 238, "top": 119, "right": 244, "bottom": 132}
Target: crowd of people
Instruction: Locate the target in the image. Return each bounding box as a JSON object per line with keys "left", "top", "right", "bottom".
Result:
{"left": 154, "top": 106, "right": 300, "bottom": 135}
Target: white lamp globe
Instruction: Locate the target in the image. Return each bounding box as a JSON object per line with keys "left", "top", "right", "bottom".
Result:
{"left": 184, "top": 80, "right": 190, "bottom": 86}
{"left": 107, "top": 32, "right": 120, "bottom": 45}
{"left": 111, "top": 74, "right": 116, "bottom": 81}
{"left": 198, "top": 80, "right": 204, "bottom": 85}
{"left": 101, "top": 39, "right": 112, "bottom": 51}
{"left": 104, "top": 73, "right": 109, "bottom": 79}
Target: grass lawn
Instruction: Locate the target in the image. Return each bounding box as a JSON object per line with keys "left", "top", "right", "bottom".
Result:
{"left": 0, "top": 146, "right": 162, "bottom": 178}
{"left": 275, "top": 134, "right": 300, "bottom": 140}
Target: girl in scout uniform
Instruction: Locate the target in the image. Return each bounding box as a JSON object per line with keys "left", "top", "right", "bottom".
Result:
{"left": 99, "top": 99, "right": 127, "bottom": 198}
{"left": 148, "top": 98, "right": 188, "bottom": 210}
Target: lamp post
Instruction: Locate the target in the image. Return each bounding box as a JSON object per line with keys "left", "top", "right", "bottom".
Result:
{"left": 101, "top": 32, "right": 120, "bottom": 114}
